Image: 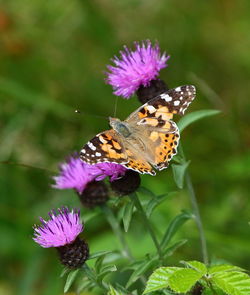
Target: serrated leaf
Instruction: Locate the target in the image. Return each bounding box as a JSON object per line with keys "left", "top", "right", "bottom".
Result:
{"left": 146, "top": 193, "right": 172, "bottom": 218}
{"left": 123, "top": 199, "right": 134, "bottom": 232}
{"left": 181, "top": 260, "right": 207, "bottom": 274}
{"left": 64, "top": 269, "right": 80, "bottom": 293}
{"left": 143, "top": 267, "right": 180, "bottom": 294}
{"left": 168, "top": 268, "right": 204, "bottom": 293}
{"left": 172, "top": 161, "right": 190, "bottom": 189}
{"left": 160, "top": 211, "right": 191, "bottom": 250}
{"left": 178, "top": 109, "right": 221, "bottom": 132}
{"left": 88, "top": 251, "right": 113, "bottom": 260}
{"left": 212, "top": 270, "right": 250, "bottom": 295}
{"left": 126, "top": 259, "right": 156, "bottom": 288}
{"left": 209, "top": 264, "right": 245, "bottom": 275}
{"left": 108, "top": 285, "right": 123, "bottom": 295}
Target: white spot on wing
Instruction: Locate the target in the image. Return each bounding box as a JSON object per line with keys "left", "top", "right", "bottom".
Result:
{"left": 174, "top": 100, "right": 180, "bottom": 106}
{"left": 161, "top": 93, "right": 172, "bottom": 102}
{"left": 95, "top": 152, "right": 101, "bottom": 157}
{"left": 175, "top": 86, "right": 181, "bottom": 91}
{"left": 88, "top": 142, "right": 96, "bottom": 151}
{"left": 147, "top": 105, "right": 156, "bottom": 113}
{"left": 99, "top": 136, "right": 107, "bottom": 143}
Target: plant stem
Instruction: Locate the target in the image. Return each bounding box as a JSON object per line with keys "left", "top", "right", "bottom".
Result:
{"left": 101, "top": 204, "right": 147, "bottom": 285}
{"left": 101, "top": 205, "right": 133, "bottom": 260}
{"left": 130, "top": 192, "right": 164, "bottom": 262}
{"left": 185, "top": 173, "right": 208, "bottom": 264}
{"left": 179, "top": 143, "right": 209, "bottom": 264}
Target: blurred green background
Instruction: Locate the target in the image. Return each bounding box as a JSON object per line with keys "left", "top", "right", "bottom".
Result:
{"left": 0, "top": 0, "right": 249, "bottom": 294}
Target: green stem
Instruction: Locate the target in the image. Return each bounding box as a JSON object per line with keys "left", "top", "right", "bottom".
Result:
{"left": 130, "top": 192, "right": 164, "bottom": 262}
{"left": 101, "top": 205, "right": 133, "bottom": 260}
{"left": 101, "top": 204, "right": 147, "bottom": 285}
{"left": 186, "top": 173, "right": 208, "bottom": 264}
{"left": 179, "top": 143, "right": 209, "bottom": 264}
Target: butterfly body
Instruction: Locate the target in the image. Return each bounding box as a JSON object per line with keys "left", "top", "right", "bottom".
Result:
{"left": 80, "top": 85, "right": 196, "bottom": 175}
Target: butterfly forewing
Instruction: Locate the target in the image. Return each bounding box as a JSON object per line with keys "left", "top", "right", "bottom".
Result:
{"left": 126, "top": 85, "right": 196, "bottom": 123}
{"left": 80, "top": 130, "right": 128, "bottom": 165}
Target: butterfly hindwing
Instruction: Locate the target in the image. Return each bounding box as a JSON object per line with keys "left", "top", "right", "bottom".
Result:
{"left": 152, "top": 129, "right": 180, "bottom": 170}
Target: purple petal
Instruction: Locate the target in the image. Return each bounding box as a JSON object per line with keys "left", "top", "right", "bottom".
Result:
{"left": 105, "top": 40, "right": 170, "bottom": 99}
{"left": 33, "top": 207, "right": 83, "bottom": 248}
{"left": 52, "top": 155, "right": 96, "bottom": 194}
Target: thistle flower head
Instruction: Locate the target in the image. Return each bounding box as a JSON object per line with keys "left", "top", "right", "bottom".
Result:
{"left": 91, "top": 162, "right": 127, "bottom": 182}
{"left": 53, "top": 154, "right": 127, "bottom": 193}
{"left": 106, "top": 40, "right": 170, "bottom": 99}
{"left": 33, "top": 207, "right": 83, "bottom": 248}
{"left": 53, "top": 155, "right": 95, "bottom": 194}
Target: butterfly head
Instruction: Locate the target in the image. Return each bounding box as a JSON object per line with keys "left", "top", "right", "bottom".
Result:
{"left": 109, "top": 117, "right": 131, "bottom": 138}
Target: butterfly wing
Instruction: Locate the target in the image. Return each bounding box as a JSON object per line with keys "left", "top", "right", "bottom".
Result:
{"left": 126, "top": 85, "right": 196, "bottom": 123}
{"left": 124, "top": 85, "right": 195, "bottom": 171}
{"left": 124, "top": 147, "right": 156, "bottom": 175}
{"left": 80, "top": 130, "right": 128, "bottom": 165}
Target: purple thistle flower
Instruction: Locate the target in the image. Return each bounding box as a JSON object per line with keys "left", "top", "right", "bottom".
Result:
{"left": 52, "top": 156, "right": 96, "bottom": 194}
{"left": 53, "top": 155, "right": 127, "bottom": 194}
{"left": 33, "top": 207, "right": 83, "bottom": 248}
{"left": 91, "top": 162, "right": 127, "bottom": 182}
{"left": 106, "top": 40, "right": 170, "bottom": 99}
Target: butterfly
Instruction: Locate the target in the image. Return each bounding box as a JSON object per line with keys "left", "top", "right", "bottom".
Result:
{"left": 80, "top": 85, "right": 196, "bottom": 175}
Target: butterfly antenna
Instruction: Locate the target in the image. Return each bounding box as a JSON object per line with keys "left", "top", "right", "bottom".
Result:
{"left": 75, "top": 109, "right": 109, "bottom": 121}
{"left": 113, "top": 96, "right": 118, "bottom": 117}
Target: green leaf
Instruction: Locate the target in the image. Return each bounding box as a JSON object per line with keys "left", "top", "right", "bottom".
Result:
{"left": 172, "top": 161, "right": 190, "bottom": 189}
{"left": 64, "top": 269, "right": 80, "bottom": 293}
{"left": 168, "top": 268, "right": 204, "bottom": 293}
{"left": 88, "top": 251, "right": 113, "bottom": 260}
{"left": 143, "top": 267, "right": 180, "bottom": 294}
{"left": 181, "top": 260, "right": 207, "bottom": 274}
{"left": 84, "top": 210, "right": 100, "bottom": 223}
{"left": 108, "top": 285, "right": 123, "bottom": 295}
{"left": 77, "top": 279, "right": 94, "bottom": 293}
{"left": 98, "top": 265, "right": 117, "bottom": 279}
{"left": 114, "top": 283, "right": 130, "bottom": 294}
{"left": 212, "top": 270, "right": 250, "bottom": 295}
{"left": 95, "top": 255, "right": 105, "bottom": 274}
{"left": 122, "top": 199, "right": 134, "bottom": 232}
{"left": 160, "top": 211, "right": 192, "bottom": 250}
{"left": 145, "top": 193, "right": 173, "bottom": 218}
{"left": 82, "top": 265, "right": 96, "bottom": 281}
{"left": 178, "top": 109, "right": 221, "bottom": 132}
{"left": 126, "top": 258, "right": 156, "bottom": 288}
{"left": 209, "top": 264, "right": 245, "bottom": 275}
{"left": 163, "top": 239, "right": 187, "bottom": 257}
{"left": 137, "top": 186, "right": 157, "bottom": 198}
{"left": 60, "top": 267, "right": 69, "bottom": 278}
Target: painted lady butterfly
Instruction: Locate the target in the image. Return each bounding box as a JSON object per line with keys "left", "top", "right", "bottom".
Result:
{"left": 80, "top": 85, "right": 196, "bottom": 175}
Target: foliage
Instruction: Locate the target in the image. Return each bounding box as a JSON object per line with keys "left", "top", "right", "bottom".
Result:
{"left": 144, "top": 261, "right": 250, "bottom": 295}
